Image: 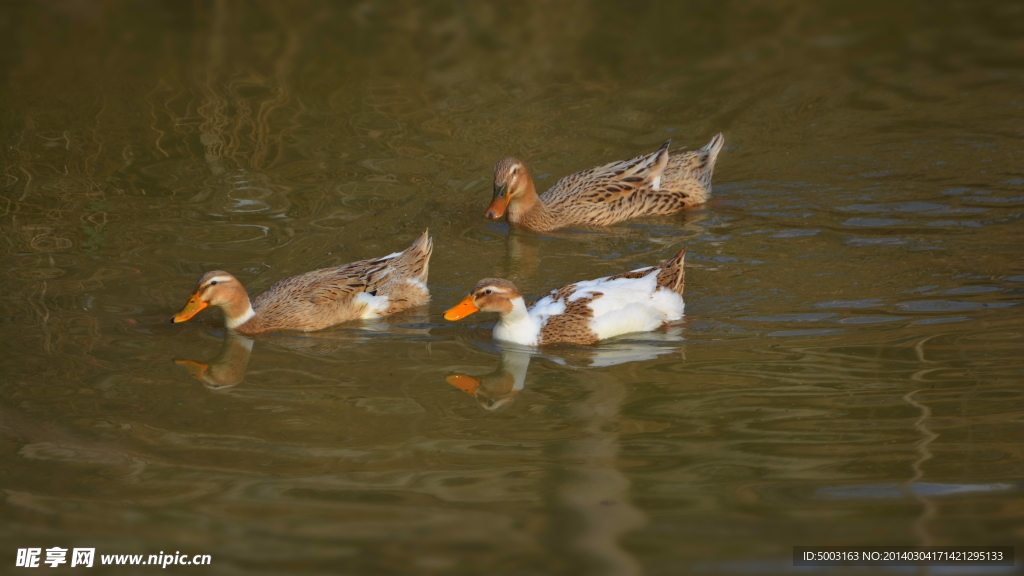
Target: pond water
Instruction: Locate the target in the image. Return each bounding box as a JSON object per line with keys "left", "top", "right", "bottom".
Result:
{"left": 2, "top": 1, "right": 1023, "bottom": 574}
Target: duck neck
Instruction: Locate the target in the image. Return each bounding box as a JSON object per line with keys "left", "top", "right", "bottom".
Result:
{"left": 221, "top": 291, "right": 257, "bottom": 330}
{"left": 508, "top": 176, "right": 554, "bottom": 230}
{"left": 493, "top": 297, "right": 540, "bottom": 346}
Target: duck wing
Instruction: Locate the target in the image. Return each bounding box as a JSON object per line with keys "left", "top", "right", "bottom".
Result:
{"left": 543, "top": 140, "right": 671, "bottom": 206}
{"left": 306, "top": 258, "right": 395, "bottom": 305}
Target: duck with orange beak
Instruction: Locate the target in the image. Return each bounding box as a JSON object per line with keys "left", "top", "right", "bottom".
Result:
{"left": 444, "top": 247, "right": 687, "bottom": 346}
{"left": 485, "top": 134, "right": 724, "bottom": 232}
{"left": 172, "top": 230, "right": 433, "bottom": 334}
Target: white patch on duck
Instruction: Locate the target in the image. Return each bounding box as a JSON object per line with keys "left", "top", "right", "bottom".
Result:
{"left": 493, "top": 297, "right": 559, "bottom": 347}
{"left": 568, "top": 267, "right": 684, "bottom": 341}
{"left": 354, "top": 291, "right": 391, "bottom": 319}
{"left": 226, "top": 304, "right": 256, "bottom": 329}
{"left": 403, "top": 278, "right": 428, "bottom": 291}
{"left": 566, "top": 267, "right": 654, "bottom": 302}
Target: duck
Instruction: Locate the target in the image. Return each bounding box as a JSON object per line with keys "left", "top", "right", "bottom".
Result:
{"left": 485, "top": 134, "right": 724, "bottom": 232}
{"left": 444, "top": 247, "right": 686, "bottom": 346}
{"left": 171, "top": 230, "right": 432, "bottom": 334}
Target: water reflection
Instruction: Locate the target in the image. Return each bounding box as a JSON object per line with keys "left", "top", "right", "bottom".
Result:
{"left": 444, "top": 340, "right": 660, "bottom": 573}
{"left": 175, "top": 333, "right": 255, "bottom": 390}
{"left": 548, "top": 356, "right": 649, "bottom": 575}
{"left": 445, "top": 333, "right": 684, "bottom": 412}
{"left": 495, "top": 211, "right": 716, "bottom": 284}
{"left": 174, "top": 318, "right": 433, "bottom": 390}
{"left": 0, "top": 406, "right": 148, "bottom": 484}
{"left": 815, "top": 482, "right": 1016, "bottom": 500}
{"left": 446, "top": 348, "right": 529, "bottom": 412}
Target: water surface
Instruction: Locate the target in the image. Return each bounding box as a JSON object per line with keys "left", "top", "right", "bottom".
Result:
{"left": 2, "top": 1, "right": 1024, "bottom": 574}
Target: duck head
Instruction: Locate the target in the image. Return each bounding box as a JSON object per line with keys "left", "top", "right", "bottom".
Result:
{"left": 172, "top": 271, "right": 254, "bottom": 329}
{"left": 486, "top": 158, "right": 533, "bottom": 219}
{"left": 444, "top": 278, "right": 523, "bottom": 320}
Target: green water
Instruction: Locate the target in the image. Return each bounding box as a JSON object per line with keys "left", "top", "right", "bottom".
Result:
{"left": 2, "top": 1, "right": 1023, "bottom": 574}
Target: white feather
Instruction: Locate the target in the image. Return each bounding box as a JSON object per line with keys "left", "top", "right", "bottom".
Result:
{"left": 650, "top": 287, "right": 685, "bottom": 320}
{"left": 354, "top": 292, "right": 391, "bottom": 319}
{"left": 226, "top": 304, "right": 256, "bottom": 329}
{"left": 404, "top": 278, "right": 428, "bottom": 291}
{"left": 528, "top": 293, "right": 568, "bottom": 320}
{"left": 493, "top": 298, "right": 544, "bottom": 346}
{"left": 591, "top": 303, "right": 666, "bottom": 340}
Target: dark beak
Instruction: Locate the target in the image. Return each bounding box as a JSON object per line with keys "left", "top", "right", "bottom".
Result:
{"left": 486, "top": 183, "right": 509, "bottom": 219}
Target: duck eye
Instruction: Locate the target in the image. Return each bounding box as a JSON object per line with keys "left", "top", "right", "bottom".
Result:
{"left": 210, "top": 280, "right": 218, "bottom": 286}
{"left": 485, "top": 289, "right": 493, "bottom": 295}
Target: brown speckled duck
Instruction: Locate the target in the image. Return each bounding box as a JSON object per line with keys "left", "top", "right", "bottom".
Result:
{"left": 486, "top": 134, "right": 724, "bottom": 232}
{"left": 172, "top": 230, "right": 432, "bottom": 334}
{"left": 444, "top": 247, "right": 686, "bottom": 346}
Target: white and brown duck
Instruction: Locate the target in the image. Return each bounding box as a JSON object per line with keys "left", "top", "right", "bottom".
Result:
{"left": 172, "top": 230, "right": 432, "bottom": 334}
{"left": 486, "top": 135, "right": 724, "bottom": 232}
{"left": 444, "top": 247, "right": 687, "bottom": 346}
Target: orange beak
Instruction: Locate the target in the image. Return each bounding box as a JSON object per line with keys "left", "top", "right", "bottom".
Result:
{"left": 485, "top": 186, "right": 510, "bottom": 219}
{"left": 444, "top": 295, "right": 479, "bottom": 321}
{"left": 446, "top": 374, "right": 481, "bottom": 395}
{"left": 175, "top": 359, "right": 210, "bottom": 381}
{"left": 172, "top": 294, "right": 209, "bottom": 323}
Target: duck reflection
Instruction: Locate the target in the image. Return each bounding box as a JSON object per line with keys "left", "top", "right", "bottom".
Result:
{"left": 444, "top": 339, "right": 665, "bottom": 572}
{"left": 446, "top": 349, "right": 530, "bottom": 412}
{"left": 175, "top": 332, "right": 255, "bottom": 390}
{"left": 502, "top": 229, "right": 543, "bottom": 281}
{"left": 445, "top": 331, "right": 683, "bottom": 412}
{"left": 174, "top": 316, "right": 431, "bottom": 390}
{"left": 498, "top": 210, "right": 714, "bottom": 282}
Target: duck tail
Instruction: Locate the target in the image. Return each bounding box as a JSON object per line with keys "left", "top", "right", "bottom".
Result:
{"left": 697, "top": 133, "right": 725, "bottom": 186}
{"left": 648, "top": 140, "right": 671, "bottom": 189}
{"left": 395, "top": 229, "right": 433, "bottom": 283}
{"left": 656, "top": 247, "right": 686, "bottom": 294}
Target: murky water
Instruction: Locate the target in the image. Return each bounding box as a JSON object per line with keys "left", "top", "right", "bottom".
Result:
{"left": 3, "top": 1, "right": 1024, "bottom": 573}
